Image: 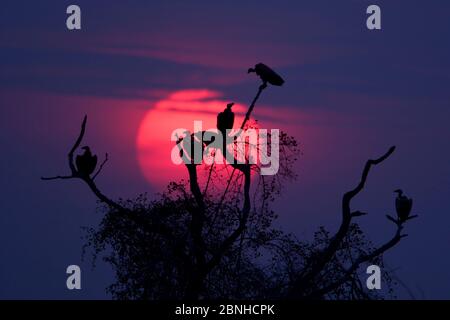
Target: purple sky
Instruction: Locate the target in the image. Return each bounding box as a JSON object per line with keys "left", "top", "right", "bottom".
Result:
{"left": 1, "top": 1, "right": 450, "bottom": 299}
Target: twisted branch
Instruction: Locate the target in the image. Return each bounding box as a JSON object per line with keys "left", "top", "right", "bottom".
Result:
{"left": 290, "top": 146, "right": 397, "bottom": 297}
{"left": 41, "top": 115, "right": 124, "bottom": 212}
{"left": 309, "top": 215, "right": 408, "bottom": 298}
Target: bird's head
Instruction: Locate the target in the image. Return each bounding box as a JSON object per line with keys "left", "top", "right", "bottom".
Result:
{"left": 226, "top": 102, "right": 234, "bottom": 110}
{"left": 81, "top": 146, "right": 90, "bottom": 152}
{"left": 394, "top": 189, "right": 403, "bottom": 196}
{"left": 247, "top": 67, "right": 255, "bottom": 74}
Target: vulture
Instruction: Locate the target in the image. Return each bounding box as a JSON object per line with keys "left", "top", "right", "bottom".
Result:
{"left": 394, "top": 189, "right": 413, "bottom": 222}
{"left": 76, "top": 146, "right": 97, "bottom": 177}
{"left": 248, "top": 63, "right": 285, "bottom": 87}
{"left": 217, "top": 102, "right": 235, "bottom": 135}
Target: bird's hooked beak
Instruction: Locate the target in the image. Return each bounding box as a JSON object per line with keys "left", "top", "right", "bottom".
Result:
{"left": 247, "top": 68, "right": 255, "bottom": 74}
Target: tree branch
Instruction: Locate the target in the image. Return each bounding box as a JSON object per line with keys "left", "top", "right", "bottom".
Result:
{"left": 345, "top": 146, "right": 396, "bottom": 202}
{"left": 289, "top": 146, "right": 396, "bottom": 297}
{"left": 308, "top": 216, "right": 407, "bottom": 298}
{"left": 184, "top": 163, "right": 207, "bottom": 298}
{"left": 203, "top": 157, "right": 215, "bottom": 196}
{"left": 92, "top": 153, "right": 109, "bottom": 180}
{"left": 69, "top": 115, "right": 87, "bottom": 175}
{"left": 205, "top": 164, "right": 251, "bottom": 274}
{"left": 42, "top": 115, "right": 125, "bottom": 212}
{"left": 240, "top": 84, "right": 266, "bottom": 130}
{"left": 351, "top": 211, "right": 368, "bottom": 217}
{"left": 41, "top": 175, "right": 73, "bottom": 180}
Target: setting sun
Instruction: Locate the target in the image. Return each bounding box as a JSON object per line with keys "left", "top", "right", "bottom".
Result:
{"left": 136, "top": 89, "right": 247, "bottom": 187}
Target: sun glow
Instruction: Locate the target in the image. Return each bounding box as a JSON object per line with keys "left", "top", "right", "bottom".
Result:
{"left": 136, "top": 89, "right": 247, "bottom": 188}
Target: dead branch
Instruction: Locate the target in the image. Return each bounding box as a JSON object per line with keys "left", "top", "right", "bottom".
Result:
{"left": 309, "top": 214, "right": 408, "bottom": 298}
{"left": 41, "top": 175, "right": 73, "bottom": 180}
{"left": 92, "top": 153, "right": 109, "bottom": 180}
{"left": 289, "top": 146, "right": 397, "bottom": 297}
{"left": 240, "top": 84, "right": 266, "bottom": 130}
{"left": 69, "top": 115, "right": 87, "bottom": 175}
{"left": 41, "top": 115, "right": 125, "bottom": 212}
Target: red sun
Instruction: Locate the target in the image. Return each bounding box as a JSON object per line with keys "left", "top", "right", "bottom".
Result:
{"left": 136, "top": 89, "right": 247, "bottom": 189}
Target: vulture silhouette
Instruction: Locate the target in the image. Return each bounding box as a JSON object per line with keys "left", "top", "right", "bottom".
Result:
{"left": 217, "top": 102, "right": 235, "bottom": 135}
{"left": 76, "top": 146, "right": 97, "bottom": 177}
{"left": 394, "top": 189, "right": 413, "bottom": 222}
{"left": 248, "top": 63, "right": 285, "bottom": 87}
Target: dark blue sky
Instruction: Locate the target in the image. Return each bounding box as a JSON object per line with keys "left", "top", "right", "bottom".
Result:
{"left": 1, "top": 1, "right": 449, "bottom": 299}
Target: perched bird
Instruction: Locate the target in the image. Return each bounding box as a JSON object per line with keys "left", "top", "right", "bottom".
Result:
{"left": 394, "top": 189, "right": 413, "bottom": 222}
{"left": 217, "top": 102, "right": 235, "bottom": 135}
{"left": 76, "top": 146, "right": 97, "bottom": 177}
{"left": 248, "top": 63, "right": 285, "bottom": 87}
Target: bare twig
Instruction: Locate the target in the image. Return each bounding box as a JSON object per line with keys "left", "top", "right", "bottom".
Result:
{"left": 92, "top": 153, "right": 109, "bottom": 180}
{"left": 203, "top": 158, "right": 215, "bottom": 196}
{"left": 386, "top": 214, "right": 419, "bottom": 226}
{"left": 42, "top": 116, "right": 88, "bottom": 180}
{"left": 351, "top": 211, "right": 368, "bottom": 217}
{"left": 41, "top": 175, "right": 73, "bottom": 180}
{"left": 240, "top": 84, "right": 266, "bottom": 130}
{"left": 68, "top": 115, "right": 87, "bottom": 175}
